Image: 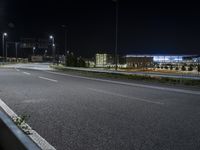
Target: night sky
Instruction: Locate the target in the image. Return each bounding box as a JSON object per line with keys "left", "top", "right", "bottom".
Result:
{"left": 1, "top": 0, "right": 200, "bottom": 57}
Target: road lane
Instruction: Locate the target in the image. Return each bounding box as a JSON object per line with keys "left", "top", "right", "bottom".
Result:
{"left": 0, "top": 67, "right": 200, "bottom": 150}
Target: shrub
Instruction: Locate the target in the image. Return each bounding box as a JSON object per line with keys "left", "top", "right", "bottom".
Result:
{"left": 181, "top": 66, "right": 186, "bottom": 71}
{"left": 188, "top": 65, "right": 193, "bottom": 71}
{"left": 198, "top": 65, "right": 200, "bottom": 72}
{"left": 170, "top": 65, "right": 173, "bottom": 70}
{"left": 164, "top": 66, "right": 168, "bottom": 69}
{"left": 175, "top": 67, "right": 179, "bottom": 70}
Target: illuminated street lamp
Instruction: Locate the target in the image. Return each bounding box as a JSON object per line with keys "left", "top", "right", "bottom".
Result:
{"left": 44, "top": 50, "right": 47, "bottom": 56}
{"left": 2, "top": 33, "right": 8, "bottom": 62}
{"left": 49, "top": 35, "right": 55, "bottom": 63}
{"left": 33, "top": 46, "right": 36, "bottom": 55}
{"left": 61, "top": 25, "right": 67, "bottom": 66}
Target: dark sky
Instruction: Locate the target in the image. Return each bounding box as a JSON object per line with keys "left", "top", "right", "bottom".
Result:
{"left": 1, "top": 0, "right": 200, "bottom": 57}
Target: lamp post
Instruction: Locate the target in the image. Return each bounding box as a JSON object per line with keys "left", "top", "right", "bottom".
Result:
{"left": 32, "top": 46, "right": 36, "bottom": 55}
{"left": 15, "top": 42, "right": 18, "bottom": 62}
{"left": 49, "top": 35, "right": 55, "bottom": 63}
{"left": 113, "top": 0, "right": 119, "bottom": 71}
{"left": 198, "top": 57, "right": 200, "bottom": 76}
{"left": 61, "top": 25, "right": 67, "bottom": 66}
{"left": 2, "top": 33, "right": 7, "bottom": 62}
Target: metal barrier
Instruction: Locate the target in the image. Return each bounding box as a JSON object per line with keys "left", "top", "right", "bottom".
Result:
{"left": 0, "top": 111, "right": 41, "bottom": 150}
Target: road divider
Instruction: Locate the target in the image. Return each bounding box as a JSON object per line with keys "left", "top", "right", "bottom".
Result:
{"left": 0, "top": 98, "right": 56, "bottom": 150}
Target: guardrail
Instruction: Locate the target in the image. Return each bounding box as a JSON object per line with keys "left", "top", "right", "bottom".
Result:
{"left": 0, "top": 111, "right": 40, "bottom": 150}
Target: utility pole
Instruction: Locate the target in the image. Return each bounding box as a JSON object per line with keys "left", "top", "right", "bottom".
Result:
{"left": 5, "top": 39, "right": 7, "bottom": 62}
{"left": 49, "top": 35, "right": 55, "bottom": 64}
{"left": 198, "top": 57, "right": 200, "bottom": 76}
{"left": 2, "top": 33, "right": 7, "bottom": 63}
{"left": 61, "top": 25, "right": 67, "bottom": 66}
{"left": 15, "top": 42, "right": 18, "bottom": 62}
{"left": 113, "top": 0, "right": 119, "bottom": 71}
{"left": 2, "top": 34, "right": 4, "bottom": 61}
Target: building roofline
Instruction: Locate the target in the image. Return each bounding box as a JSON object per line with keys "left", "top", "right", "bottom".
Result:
{"left": 125, "top": 54, "right": 198, "bottom": 57}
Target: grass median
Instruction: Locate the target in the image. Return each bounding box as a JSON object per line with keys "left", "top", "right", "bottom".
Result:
{"left": 51, "top": 65, "right": 200, "bottom": 87}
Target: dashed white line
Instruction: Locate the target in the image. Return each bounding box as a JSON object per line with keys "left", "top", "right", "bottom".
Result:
{"left": 15, "top": 68, "right": 20, "bottom": 72}
{"left": 39, "top": 76, "right": 58, "bottom": 82}
{"left": 23, "top": 72, "right": 31, "bottom": 75}
{"left": 0, "top": 98, "right": 56, "bottom": 150}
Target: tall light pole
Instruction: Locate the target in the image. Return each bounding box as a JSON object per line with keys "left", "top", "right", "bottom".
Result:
{"left": 2, "top": 33, "right": 7, "bottom": 62}
{"left": 32, "top": 46, "right": 36, "bottom": 55}
{"left": 113, "top": 0, "right": 119, "bottom": 71}
{"left": 15, "top": 42, "right": 18, "bottom": 62}
{"left": 49, "top": 35, "right": 55, "bottom": 63}
{"left": 61, "top": 25, "right": 67, "bottom": 66}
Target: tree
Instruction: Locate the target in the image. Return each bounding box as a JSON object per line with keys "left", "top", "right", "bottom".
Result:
{"left": 170, "top": 65, "right": 173, "bottom": 70}
{"left": 188, "top": 65, "right": 193, "bottom": 71}
{"left": 198, "top": 65, "right": 200, "bottom": 72}
{"left": 181, "top": 66, "right": 186, "bottom": 71}
{"left": 66, "top": 52, "right": 77, "bottom": 67}
{"left": 77, "top": 57, "right": 86, "bottom": 67}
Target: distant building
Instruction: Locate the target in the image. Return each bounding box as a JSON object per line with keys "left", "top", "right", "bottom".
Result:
{"left": 125, "top": 54, "right": 198, "bottom": 68}
{"left": 192, "top": 56, "right": 200, "bottom": 63}
{"left": 95, "top": 53, "right": 114, "bottom": 67}
{"left": 126, "top": 55, "right": 153, "bottom": 68}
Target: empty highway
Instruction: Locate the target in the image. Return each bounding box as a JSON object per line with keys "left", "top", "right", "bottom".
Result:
{"left": 0, "top": 63, "right": 200, "bottom": 150}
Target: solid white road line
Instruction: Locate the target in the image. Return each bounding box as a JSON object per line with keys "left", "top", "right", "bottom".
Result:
{"left": 88, "top": 88, "right": 164, "bottom": 105}
{"left": 39, "top": 76, "right": 58, "bottom": 82}
{"left": 0, "top": 98, "right": 56, "bottom": 150}
{"left": 23, "top": 72, "right": 31, "bottom": 75}
{"left": 46, "top": 71, "right": 200, "bottom": 95}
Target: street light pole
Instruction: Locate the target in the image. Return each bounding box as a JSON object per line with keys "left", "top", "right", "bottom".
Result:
{"left": 15, "top": 42, "right": 18, "bottom": 62}
{"left": 113, "top": 0, "right": 119, "bottom": 71}
{"left": 49, "top": 35, "right": 55, "bottom": 63}
{"left": 2, "top": 33, "right": 7, "bottom": 63}
{"left": 33, "top": 46, "right": 36, "bottom": 55}
{"left": 2, "top": 34, "right": 4, "bottom": 61}
{"left": 5, "top": 41, "right": 8, "bottom": 62}
{"left": 61, "top": 25, "right": 67, "bottom": 66}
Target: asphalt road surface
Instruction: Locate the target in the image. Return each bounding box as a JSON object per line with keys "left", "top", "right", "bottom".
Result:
{"left": 0, "top": 63, "right": 200, "bottom": 150}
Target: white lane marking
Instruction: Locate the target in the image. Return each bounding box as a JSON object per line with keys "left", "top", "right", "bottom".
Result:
{"left": 0, "top": 98, "right": 56, "bottom": 150}
{"left": 15, "top": 68, "right": 20, "bottom": 72}
{"left": 23, "top": 72, "right": 31, "bottom": 75}
{"left": 45, "top": 71, "right": 200, "bottom": 95}
{"left": 39, "top": 76, "right": 58, "bottom": 82}
{"left": 88, "top": 88, "right": 164, "bottom": 105}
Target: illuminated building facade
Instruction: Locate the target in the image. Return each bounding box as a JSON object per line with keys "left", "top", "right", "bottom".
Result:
{"left": 125, "top": 55, "right": 198, "bottom": 68}
{"left": 95, "top": 53, "right": 114, "bottom": 67}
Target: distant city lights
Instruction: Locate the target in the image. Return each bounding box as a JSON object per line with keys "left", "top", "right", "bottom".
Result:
{"left": 153, "top": 56, "right": 183, "bottom": 62}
